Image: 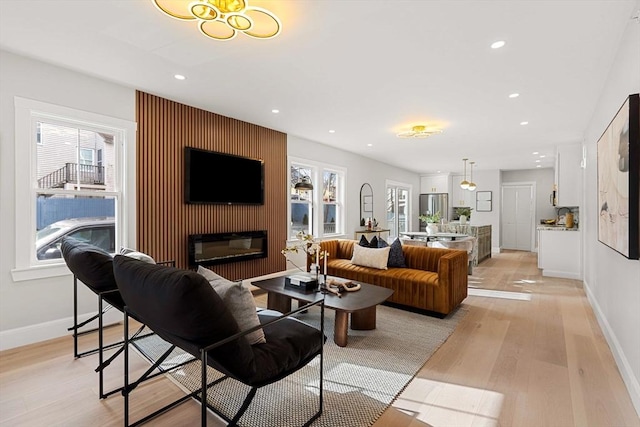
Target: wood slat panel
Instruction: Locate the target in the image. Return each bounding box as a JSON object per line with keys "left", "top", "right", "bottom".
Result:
{"left": 135, "top": 91, "right": 287, "bottom": 279}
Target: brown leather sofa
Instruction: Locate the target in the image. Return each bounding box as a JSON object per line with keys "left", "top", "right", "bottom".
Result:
{"left": 319, "top": 239, "right": 468, "bottom": 316}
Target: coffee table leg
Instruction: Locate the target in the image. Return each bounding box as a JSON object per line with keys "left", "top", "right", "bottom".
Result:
{"left": 267, "top": 292, "right": 291, "bottom": 313}
{"left": 351, "top": 306, "right": 377, "bottom": 330}
{"left": 334, "top": 310, "right": 349, "bottom": 347}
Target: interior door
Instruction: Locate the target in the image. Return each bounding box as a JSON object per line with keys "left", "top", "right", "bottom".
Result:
{"left": 502, "top": 185, "right": 533, "bottom": 251}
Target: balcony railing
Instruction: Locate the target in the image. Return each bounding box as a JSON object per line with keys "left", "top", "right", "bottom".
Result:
{"left": 38, "top": 163, "right": 105, "bottom": 189}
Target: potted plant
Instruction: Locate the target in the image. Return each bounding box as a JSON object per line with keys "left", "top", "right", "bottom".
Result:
{"left": 457, "top": 207, "right": 472, "bottom": 225}
{"left": 419, "top": 211, "right": 441, "bottom": 235}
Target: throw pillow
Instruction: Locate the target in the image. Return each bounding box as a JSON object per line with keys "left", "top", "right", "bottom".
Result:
{"left": 351, "top": 244, "right": 390, "bottom": 270}
{"left": 197, "top": 266, "right": 266, "bottom": 345}
{"left": 387, "top": 238, "right": 407, "bottom": 268}
{"left": 377, "top": 237, "right": 389, "bottom": 248}
{"left": 358, "top": 235, "right": 370, "bottom": 247}
{"left": 369, "top": 235, "right": 379, "bottom": 248}
{"left": 120, "top": 247, "right": 155, "bottom": 264}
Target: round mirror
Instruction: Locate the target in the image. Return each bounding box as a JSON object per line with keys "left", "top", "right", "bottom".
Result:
{"left": 359, "top": 183, "right": 373, "bottom": 226}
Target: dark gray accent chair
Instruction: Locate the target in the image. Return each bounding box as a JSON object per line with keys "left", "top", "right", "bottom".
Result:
{"left": 112, "top": 255, "right": 325, "bottom": 427}
{"left": 60, "top": 237, "right": 172, "bottom": 398}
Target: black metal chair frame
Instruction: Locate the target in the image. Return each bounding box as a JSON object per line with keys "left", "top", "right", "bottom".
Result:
{"left": 68, "top": 260, "right": 174, "bottom": 398}
{"left": 122, "top": 299, "right": 325, "bottom": 427}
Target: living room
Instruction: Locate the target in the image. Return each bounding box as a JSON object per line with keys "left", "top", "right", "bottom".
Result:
{"left": 1, "top": 1, "right": 639, "bottom": 426}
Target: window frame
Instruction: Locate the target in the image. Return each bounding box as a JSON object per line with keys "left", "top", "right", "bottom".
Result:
{"left": 12, "top": 97, "right": 137, "bottom": 281}
{"left": 288, "top": 157, "right": 346, "bottom": 240}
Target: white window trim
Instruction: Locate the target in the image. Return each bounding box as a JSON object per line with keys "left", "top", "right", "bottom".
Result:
{"left": 288, "top": 156, "right": 347, "bottom": 240}
{"left": 12, "top": 97, "right": 137, "bottom": 282}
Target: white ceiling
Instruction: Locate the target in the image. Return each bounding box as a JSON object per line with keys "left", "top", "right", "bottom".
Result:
{"left": 1, "top": 0, "right": 638, "bottom": 174}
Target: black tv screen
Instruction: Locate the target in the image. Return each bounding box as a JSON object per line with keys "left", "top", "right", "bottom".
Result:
{"left": 185, "top": 147, "right": 264, "bottom": 205}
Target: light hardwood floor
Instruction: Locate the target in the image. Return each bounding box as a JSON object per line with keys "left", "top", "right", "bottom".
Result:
{"left": 0, "top": 251, "right": 638, "bottom": 426}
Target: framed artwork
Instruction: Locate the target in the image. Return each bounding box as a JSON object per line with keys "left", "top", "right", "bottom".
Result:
{"left": 476, "top": 191, "right": 492, "bottom": 212}
{"left": 597, "top": 93, "right": 639, "bottom": 259}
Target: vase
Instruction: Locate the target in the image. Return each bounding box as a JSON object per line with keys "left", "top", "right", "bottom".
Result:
{"left": 426, "top": 223, "right": 438, "bottom": 235}
{"left": 459, "top": 215, "right": 467, "bottom": 225}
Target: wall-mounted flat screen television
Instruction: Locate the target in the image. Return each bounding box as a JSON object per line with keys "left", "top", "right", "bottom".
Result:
{"left": 185, "top": 147, "right": 264, "bottom": 205}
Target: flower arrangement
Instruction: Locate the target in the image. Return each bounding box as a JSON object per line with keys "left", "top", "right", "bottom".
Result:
{"left": 419, "top": 211, "right": 441, "bottom": 224}
{"left": 281, "top": 231, "right": 329, "bottom": 275}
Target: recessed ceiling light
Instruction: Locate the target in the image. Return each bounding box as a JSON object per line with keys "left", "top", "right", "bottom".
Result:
{"left": 174, "top": 74, "right": 186, "bottom": 80}
{"left": 367, "top": 143, "right": 373, "bottom": 147}
{"left": 509, "top": 93, "right": 520, "bottom": 98}
{"left": 532, "top": 151, "right": 539, "bottom": 155}
{"left": 540, "top": 155, "right": 546, "bottom": 158}
{"left": 535, "top": 160, "right": 541, "bottom": 163}
{"left": 437, "top": 170, "right": 441, "bottom": 173}
{"left": 329, "top": 130, "right": 335, "bottom": 133}
{"left": 491, "top": 40, "right": 506, "bottom": 49}
{"left": 520, "top": 121, "right": 529, "bottom": 125}
{"left": 536, "top": 165, "right": 541, "bottom": 168}
{"left": 271, "top": 109, "right": 279, "bottom": 114}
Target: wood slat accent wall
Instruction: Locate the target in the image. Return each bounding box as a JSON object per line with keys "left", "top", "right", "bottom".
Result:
{"left": 135, "top": 91, "right": 287, "bottom": 279}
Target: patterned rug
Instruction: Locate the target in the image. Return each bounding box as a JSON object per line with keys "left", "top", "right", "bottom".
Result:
{"left": 133, "top": 304, "right": 466, "bottom": 427}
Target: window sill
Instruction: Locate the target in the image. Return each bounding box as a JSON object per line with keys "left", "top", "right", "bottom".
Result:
{"left": 11, "top": 263, "right": 71, "bottom": 282}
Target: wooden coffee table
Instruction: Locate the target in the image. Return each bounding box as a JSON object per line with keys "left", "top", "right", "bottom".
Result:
{"left": 252, "top": 276, "right": 394, "bottom": 347}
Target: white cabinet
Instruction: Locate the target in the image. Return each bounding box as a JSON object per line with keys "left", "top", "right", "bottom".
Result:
{"left": 420, "top": 174, "right": 450, "bottom": 193}
{"left": 450, "top": 175, "right": 473, "bottom": 207}
{"left": 555, "top": 144, "right": 582, "bottom": 207}
{"left": 538, "top": 229, "right": 581, "bottom": 279}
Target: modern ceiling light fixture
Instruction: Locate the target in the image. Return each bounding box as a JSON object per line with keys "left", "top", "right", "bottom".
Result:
{"left": 396, "top": 125, "right": 443, "bottom": 138}
{"left": 152, "top": 0, "right": 281, "bottom": 41}
{"left": 467, "top": 161, "right": 477, "bottom": 191}
{"left": 460, "top": 158, "right": 470, "bottom": 189}
{"left": 491, "top": 40, "right": 506, "bottom": 49}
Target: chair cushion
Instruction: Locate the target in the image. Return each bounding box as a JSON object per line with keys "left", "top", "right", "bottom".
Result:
{"left": 197, "top": 266, "right": 266, "bottom": 345}
{"left": 61, "top": 237, "right": 115, "bottom": 292}
{"left": 112, "top": 255, "right": 255, "bottom": 377}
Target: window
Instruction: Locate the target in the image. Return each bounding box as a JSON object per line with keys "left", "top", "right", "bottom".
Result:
{"left": 13, "top": 97, "right": 136, "bottom": 281}
{"left": 289, "top": 159, "right": 345, "bottom": 239}
{"left": 386, "top": 181, "right": 412, "bottom": 240}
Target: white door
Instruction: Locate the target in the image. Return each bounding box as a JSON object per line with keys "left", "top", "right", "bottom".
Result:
{"left": 502, "top": 185, "right": 534, "bottom": 251}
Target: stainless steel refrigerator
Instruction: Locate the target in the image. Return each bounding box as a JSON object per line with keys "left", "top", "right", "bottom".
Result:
{"left": 419, "top": 193, "right": 448, "bottom": 231}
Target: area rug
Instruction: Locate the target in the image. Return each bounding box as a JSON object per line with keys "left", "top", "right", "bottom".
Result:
{"left": 133, "top": 304, "right": 466, "bottom": 427}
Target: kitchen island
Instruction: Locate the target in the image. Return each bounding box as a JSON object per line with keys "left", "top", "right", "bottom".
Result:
{"left": 537, "top": 226, "right": 581, "bottom": 279}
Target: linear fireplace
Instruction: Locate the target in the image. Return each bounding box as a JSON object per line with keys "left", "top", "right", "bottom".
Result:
{"left": 188, "top": 230, "right": 267, "bottom": 267}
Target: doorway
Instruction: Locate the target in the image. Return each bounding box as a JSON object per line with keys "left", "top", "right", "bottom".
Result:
{"left": 501, "top": 183, "right": 535, "bottom": 251}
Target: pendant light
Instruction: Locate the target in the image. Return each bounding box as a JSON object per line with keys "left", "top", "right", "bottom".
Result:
{"left": 460, "top": 158, "right": 470, "bottom": 189}
{"left": 294, "top": 176, "right": 314, "bottom": 191}
{"left": 467, "top": 161, "right": 477, "bottom": 191}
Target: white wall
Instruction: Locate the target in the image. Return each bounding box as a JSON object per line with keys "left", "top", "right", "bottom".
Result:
{"left": 467, "top": 169, "right": 502, "bottom": 251}
{"left": 582, "top": 14, "right": 640, "bottom": 414}
{"left": 287, "top": 135, "right": 421, "bottom": 239}
{"left": 0, "top": 51, "right": 136, "bottom": 349}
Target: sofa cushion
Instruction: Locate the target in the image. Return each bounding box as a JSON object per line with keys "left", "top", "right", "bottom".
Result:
{"left": 113, "top": 255, "right": 255, "bottom": 376}
{"left": 358, "top": 235, "right": 370, "bottom": 247}
{"left": 197, "top": 266, "right": 266, "bottom": 345}
{"left": 351, "top": 244, "right": 390, "bottom": 270}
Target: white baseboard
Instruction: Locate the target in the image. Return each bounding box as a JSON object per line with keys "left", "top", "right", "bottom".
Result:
{"left": 0, "top": 309, "right": 121, "bottom": 351}
{"left": 583, "top": 279, "right": 640, "bottom": 417}
{"left": 492, "top": 246, "right": 501, "bottom": 254}
{"left": 542, "top": 269, "right": 581, "bottom": 280}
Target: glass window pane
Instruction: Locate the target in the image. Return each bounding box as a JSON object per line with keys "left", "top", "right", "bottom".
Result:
{"left": 291, "top": 202, "right": 312, "bottom": 236}
{"left": 35, "top": 194, "right": 116, "bottom": 260}
{"left": 323, "top": 171, "right": 337, "bottom": 202}
{"left": 323, "top": 204, "right": 336, "bottom": 234}
{"left": 291, "top": 166, "right": 312, "bottom": 202}
{"left": 36, "top": 122, "right": 115, "bottom": 191}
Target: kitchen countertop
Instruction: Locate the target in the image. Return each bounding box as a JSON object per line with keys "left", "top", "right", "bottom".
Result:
{"left": 537, "top": 226, "right": 579, "bottom": 231}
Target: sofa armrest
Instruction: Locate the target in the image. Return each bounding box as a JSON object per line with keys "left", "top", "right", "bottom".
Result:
{"left": 437, "top": 250, "right": 468, "bottom": 312}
